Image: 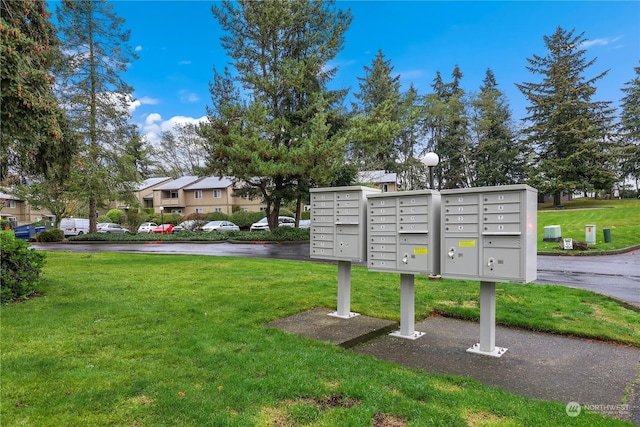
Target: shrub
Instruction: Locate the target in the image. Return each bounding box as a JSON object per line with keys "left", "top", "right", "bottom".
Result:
{"left": 205, "top": 211, "right": 229, "bottom": 221}
{"left": 35, "top": 229, "right": 64, "bottom": 242}
{"left": 97, "top": 215, "right": 111, "bottom": 223}
{"left": 230, "top": 211, "right": 265, "bottom": 229}
{"left": 106, "top": 209, "right": 125, "bottom": 224}
{"left": 0, "top": 232, "right": 46, "bottom": 303}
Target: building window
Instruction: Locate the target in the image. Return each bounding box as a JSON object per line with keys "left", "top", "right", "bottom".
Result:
{"left": 242, "top": 208, "right": 249, "bottom": 212}
{"left": 8, "top": 200, "right": 16, "bottom": 208}
{"left": 381, "top": 184, "right": 389, "bottom": 192}
{"left": 214, "top": 207, "right": 222, "bottom": 212}
{"left": 194, "top": 190, "right": 202, "bottom": 199}
{"left": 213, "top": 189, "right": 222, "bottom": 198}
{"left": 195, "top": 208, "right": 204, "bottom": 214}
{"left": 170, "top": 191, "right": 178, "bottom": 199}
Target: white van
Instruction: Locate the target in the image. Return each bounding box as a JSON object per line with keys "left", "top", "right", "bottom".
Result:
{"left": 60, "top": 218, "right": 90, "bottom": 237}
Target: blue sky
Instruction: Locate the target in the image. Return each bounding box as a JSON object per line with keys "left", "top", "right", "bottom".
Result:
{"left": 97, "top": 1, "right": 639, "bottom": 143}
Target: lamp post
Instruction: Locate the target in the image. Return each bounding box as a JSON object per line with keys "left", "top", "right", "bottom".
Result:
{"left": 422, "top": 152, "right": 439, "bottom": 190}
{"left": 124, "top": 206, "right": 129, "bottom": 232}
{"left": 159, "top": 206, "right": 164, "bottom": 234}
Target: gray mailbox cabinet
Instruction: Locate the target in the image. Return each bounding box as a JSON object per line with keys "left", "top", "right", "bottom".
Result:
{"left": 367, "top": 190, "right": 441, "bottom": 276}
{"left": 310, "top": 186, "right": 381, "bottom": 262}
{"left": 440, "top": 185, "right": 537, "bottom": 283}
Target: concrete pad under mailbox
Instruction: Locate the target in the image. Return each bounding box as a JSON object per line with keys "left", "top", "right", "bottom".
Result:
{"left": 266, "top": 307, "right": 397, "bottom": 348}
{"left": 354, "top": 316, "right": 640, "bottom": 419}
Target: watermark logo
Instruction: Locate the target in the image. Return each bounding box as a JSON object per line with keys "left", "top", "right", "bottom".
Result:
{"left": 566, "top": 401, "right": 581, "bottom": 417}
{"left": 566, "top": 401, "right": 631, "bottom": 418}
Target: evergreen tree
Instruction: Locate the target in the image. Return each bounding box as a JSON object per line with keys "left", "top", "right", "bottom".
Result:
{"left": 618, "top": 63, "right": 640, "bottom": 191}
{"left": 0, "top": 0, "right": 76, "bottom": 182}
{"left": 203, "top": 0, "right": 352, "bottom": 230}
{"left": 349, "top": 50, "right": 401, "bottom": 172}
{"left": 471, "top": 69, "right": 529, "bottom": 186}
{"left": 395, "top": 84, "right": 428, "bottom": 190}
{"left": 516, "top": 27, "right": 617, "bottom": 205}
{"left": 56, "top": 0, "right": 139, "bottom": 231}
{"left": 426, "top": 65, "right": 473, "bottom": 189}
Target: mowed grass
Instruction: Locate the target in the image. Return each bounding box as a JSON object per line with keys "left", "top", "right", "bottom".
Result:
{"left": 538, "top": 198, "right": 640, "bottom": 252}
{"left": 2, "top": 252, "right": 639, "bottom": 426}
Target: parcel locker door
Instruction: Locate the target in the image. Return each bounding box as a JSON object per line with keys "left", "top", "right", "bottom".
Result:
{"left": 443, "top": 237, "right": 478, "bottom": 277}
{"left": 336, "top": 225, "right": 360, "bottom": 259}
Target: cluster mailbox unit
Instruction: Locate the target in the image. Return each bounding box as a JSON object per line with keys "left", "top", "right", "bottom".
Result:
{"left": 310, "top": 186, "right": 380, "bottom": 262}
{"left": 309, "top": 183, "right": 537, "bottom": 355}
{"left": 440, "top": 184, "right": 537, "bottom": 284}
{"left": 367, "top": 190, "right": 441, "bottom": 339}
{"left": 310, "top": 186, "right": 381, "bottom": 318}
{"left": 440, "top": 184, "right": 537, "bottom": 357}
{"left": 367, "top": 190, "right": 441, "bottom": 276}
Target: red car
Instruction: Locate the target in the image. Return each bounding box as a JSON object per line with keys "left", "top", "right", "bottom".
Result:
{"left": 151, "top": 224, "right": 175, "bottom": 234}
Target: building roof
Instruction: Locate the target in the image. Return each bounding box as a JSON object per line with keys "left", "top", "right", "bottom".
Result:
{"left": 155, "top": 176, "right": 202, "bottom": 191}
{"left": 358, "top": 170, "right": 397, "bottom": 184}
{"left": 0, "top": 192, "right": 20, "bottom": 201}
{"left": 184, "top": 176, "right": 233, "bottom": 190}
{"left": 137, "top": 177, "right": 172, "bottom": 191}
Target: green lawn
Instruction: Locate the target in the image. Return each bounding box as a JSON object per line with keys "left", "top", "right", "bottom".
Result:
{"left": 1, "top": 252, "right": 638, "bottom": 426}
{"left": 537, "top": 198, "right": 640, "bottom": 252}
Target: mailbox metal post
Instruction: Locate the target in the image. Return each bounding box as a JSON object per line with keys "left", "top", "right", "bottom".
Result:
{"left": 389, "top": 274, "right": 425, "bottom": 340}
{"left": 331, "top": 260, "right": 357, "bottom": 319}
{"left": 466, "top": 281, "right": 507, "bottom": 357}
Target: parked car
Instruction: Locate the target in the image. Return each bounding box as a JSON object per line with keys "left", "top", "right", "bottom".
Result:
{"left": 172, "top": 220, "right": 200, "bottom": 233}
{"left": 201, "top": 220, "right": 240, "bottom": 233}
{"left": 151, "top": 224, "right": 174, "bottom": 234}
{"left": 97, "top": 223, "right": 130, "bottom": 234}
{"left": 298, "top": 219, "right": 311, "bottom": 229}
{"left": 59, "top": 218, "right": 90, "bottom": 237}
{"left": 137, "top": 222, "right": 158, "bottom": 233}
{"left": 250, "top": 216, "right": 295, "bottom": 232}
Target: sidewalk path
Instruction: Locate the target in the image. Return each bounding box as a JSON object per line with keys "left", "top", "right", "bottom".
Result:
{"left": 269, "top": 308, "right": 640, "bottom": 424}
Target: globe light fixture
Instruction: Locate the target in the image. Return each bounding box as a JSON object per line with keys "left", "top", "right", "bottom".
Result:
{"left": 422, "top": 152, "right": 439, "bottom": 190}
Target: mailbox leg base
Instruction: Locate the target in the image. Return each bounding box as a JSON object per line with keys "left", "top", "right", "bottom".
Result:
{"left": 390, "top": 330, "right": 425, "bottom": 340}
{"left": 327, "top": 311, "right": 360, "bottom": 319}
{"left": 466, "top": 343, "right": 508, "bottom": 357}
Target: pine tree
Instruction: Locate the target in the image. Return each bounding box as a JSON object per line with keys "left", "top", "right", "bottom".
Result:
{"left": 517, "top": 27, "right": 616, "bottom": 205}
{"left": 349, "top": 50, "right": 402, "bottom": 172}
{"left": 56, "top": 0, "right": 139, "bottom": 231}
{"left": 0, "top": 0, "right": 76, "bottom": 182}
{"left": 204, "top": 0, "right": 352, "bottom": 230}
{"left": 471, "top": 69, "right": 529, "bottom": 186}
{"left": 426, "top": 65, "right": 473, "bottom": 189}
{"left": 619, "top": 63, "right": 640, "bottom": 191}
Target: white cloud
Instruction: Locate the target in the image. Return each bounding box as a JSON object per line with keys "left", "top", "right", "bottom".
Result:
{"left": 140, "top": 113, "right": 208, "bottom": 145}
{"left": 135, "top": 45, "right": 143, "bottom": 52}
{"left": 127, "top": 95, "right": 160, "bottom": 114}
{"left": 580, "top": 36, "right": 623, "bottom": 49}
{"left": 178, "top": 60, "right": 192, "bottom": 65}
{"left": 178, "top": 90, "right": 200, "bottom": 103}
